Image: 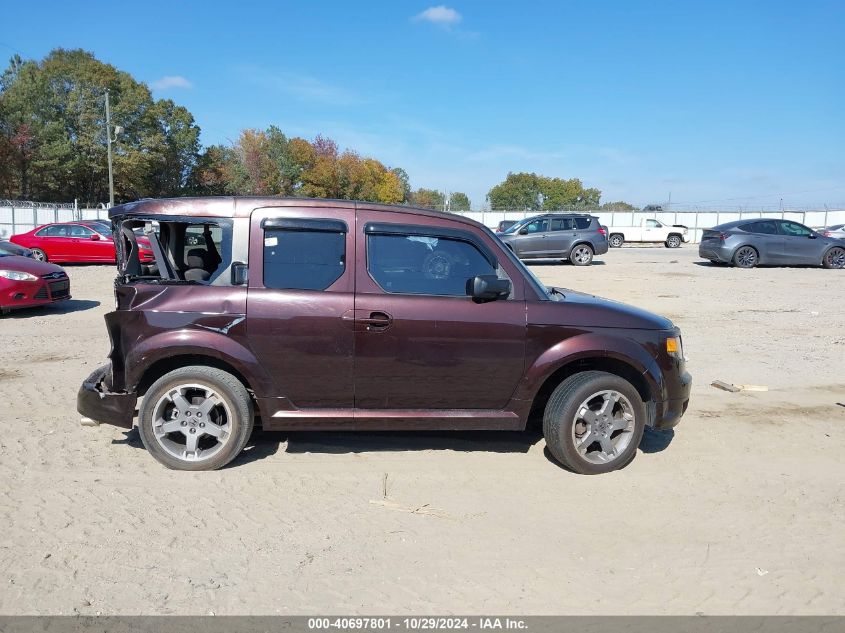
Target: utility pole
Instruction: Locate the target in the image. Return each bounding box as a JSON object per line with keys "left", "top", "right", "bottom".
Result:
{"left": 105, "top": 89, "right": 115, "bottom": 207}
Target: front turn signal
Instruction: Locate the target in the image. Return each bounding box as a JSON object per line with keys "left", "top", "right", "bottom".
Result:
{"left": 666, "top": 336, "right": 681, "bottom": 355}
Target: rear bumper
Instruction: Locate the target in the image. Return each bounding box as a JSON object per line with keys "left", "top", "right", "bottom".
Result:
{"left": 77, "top": 364, "right": 137, "bottom": 428}
{"left": 699, "top": 242, "right": 732, "bottom": 263}
{"left": 593, "top": 240, "right": 609, "bottom": 255}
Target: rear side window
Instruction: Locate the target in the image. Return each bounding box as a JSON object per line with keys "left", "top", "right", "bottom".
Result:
{"left": 368, "top": 233, "right": 495, "bottom": 296}
{"left": 551, "top": 218, "right": 572, "bottom": 231}
{"left": 263, "top": 227, "right": 345, "bottom": 290}
{"left": 747, "top": 221, "right": 778, "bottom": 235}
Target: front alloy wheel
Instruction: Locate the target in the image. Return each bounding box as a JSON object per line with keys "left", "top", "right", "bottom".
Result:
{"left": 666, "top": 235, "right": 682, "bottom": 248}
{"left": 823, "top": 247, "right": 845, "bottom": 269}
{"left": 543, "top": 371, "right": 646, "bottom": 474}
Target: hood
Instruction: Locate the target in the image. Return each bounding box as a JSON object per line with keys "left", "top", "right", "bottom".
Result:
{"left": 536, "top": 287, "right": 673, "bottom": 330}
{"left": 0, "top": 255, "right": 67, "bottom": 276}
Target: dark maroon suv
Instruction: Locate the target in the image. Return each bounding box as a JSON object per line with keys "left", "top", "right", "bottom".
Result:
{"left": 78, "top": 197, "right": 690, "bottom": 474}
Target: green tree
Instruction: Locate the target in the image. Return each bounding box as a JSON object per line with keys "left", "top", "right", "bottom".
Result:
{"left": 486, "top": 172, "right": 543, "bottom": 210}
{"left": 0, "top": 48, "right": 200, "bottom": 203}
{"left": 449, "top": 191, "right": 471, "bottom": 211}
{"left": 601, "top": 201, "right": 638, "bottom": 211}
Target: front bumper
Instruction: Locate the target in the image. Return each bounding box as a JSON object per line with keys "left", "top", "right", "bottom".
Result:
{"left": 77, "top": 364, "right": 137, "bottom": 428}
{"left": 652, "top": 369, "right": 692, "bottom": 429}
{"left": 0, "top": 276, "right": 71, "bottom": 311}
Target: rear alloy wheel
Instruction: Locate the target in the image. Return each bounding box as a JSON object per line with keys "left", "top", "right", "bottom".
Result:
{"left": 609, "top": 234, "right": 624, "bottom": 248}
{"left": 570, "top": 244, "right": 594, "bottom": 266}
{"left": 543, "top": 371, "right": 645, "bottom": 474}
{"left": 138, "top": 366, "right": 254, "bottom": 470}
{"left": 823, "top": 247, "right": 845, "bottom": 269}
{"left": 733, "top": 246, "right": 758, "bottom": 268}
{"left": 665, "top": 234, "right": 682, "bottom": 248}
{"left": 31, "top": 248, "right": 47, "bottom": 262}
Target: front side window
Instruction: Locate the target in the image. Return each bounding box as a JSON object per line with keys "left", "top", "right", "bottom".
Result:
{"left": 524, "top": 219, "right": 549, "bottom": 234}
{"left": 263, "top": 227, "right": 345, "bottom": 291}
{"left": 646, "top": 219, "right": 660, "bottom": 228}
{"left": 368, "top": 233, "right": 496, "bottom": 296}
{"left": 780, "top": 221, "right": 811, "bottom": 237}
{"left": 69, "top": 225, "right": 94, "bottom": 238}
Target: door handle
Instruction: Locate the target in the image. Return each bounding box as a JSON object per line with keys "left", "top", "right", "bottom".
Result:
{"left": 360, "top": 311, "right": 392, "bottom": 331}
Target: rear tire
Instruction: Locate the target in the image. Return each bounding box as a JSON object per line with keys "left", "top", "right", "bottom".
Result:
{"left": 31, "top": 248, "right": 47, "bottom": 262}
{"left": 543, "top": 371, "right": 646, "bottom": 475}
{"left": 138, "top": 366, "right": 254, "bottom": 471}
{"left": 822, "top": 247, "right": 845, "bottom": 269}
{"left": 609, "top": 234, "right": 624, "bottom": 248}
{"left": 570, "top": 244, "right": 594, "bottom": 266}
{"left": 733, "top": 246, "right": 758, "bottom": 268}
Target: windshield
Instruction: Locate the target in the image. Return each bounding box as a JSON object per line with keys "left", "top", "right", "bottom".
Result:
{"left": 502, "top": 219, "right": 529, "bottom": 235}
{"left": 0, "top": 241, "right": 27, "bottom": 256}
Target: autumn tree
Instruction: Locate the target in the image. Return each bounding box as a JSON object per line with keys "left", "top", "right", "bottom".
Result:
{"left": 410, "top": 188, "right": 445, "bottom": 210}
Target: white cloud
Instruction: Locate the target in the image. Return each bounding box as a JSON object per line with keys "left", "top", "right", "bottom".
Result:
{"left": 415, "top": 5, "right": 462, "bottom": 26}
{"left": 150, "top": 75, "right": 193, "bottom": 90}
{"left": 237, "top": 66, "right": 359, "bottom": 106}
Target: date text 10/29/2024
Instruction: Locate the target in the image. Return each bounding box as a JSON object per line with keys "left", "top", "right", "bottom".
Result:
{"left": 308, "top": 617, "right": 528, "bottom": 630}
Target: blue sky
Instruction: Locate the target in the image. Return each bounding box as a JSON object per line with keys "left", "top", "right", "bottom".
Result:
{"left": 2, "top": 1, "right": 844, "bottom": 208}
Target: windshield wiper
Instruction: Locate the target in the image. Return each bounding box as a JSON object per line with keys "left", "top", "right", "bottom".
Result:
{"left": 548, "top": 287, "right": 565, "bottom": 299}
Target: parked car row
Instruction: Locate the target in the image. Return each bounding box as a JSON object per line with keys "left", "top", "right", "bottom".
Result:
{"left": 491, "top": 213, "right": 844, "bottom": 270}
{"left": 9, "top": 220, "right": 155, "bottom": 264}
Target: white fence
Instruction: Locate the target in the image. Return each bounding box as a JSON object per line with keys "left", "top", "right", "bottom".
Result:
{"left": 0, "top": 205, "right": 109, "bottom": 239}
{"left": 458, "top": 209, "right": 845, "bottom": 243}
{"left": 2, "top": 203, "right": 844, "bottom": 245}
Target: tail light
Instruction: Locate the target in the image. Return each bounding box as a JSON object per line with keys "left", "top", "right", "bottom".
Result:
{"left": 823, "top": 230, "right": 831, "bottom": 237}
{"left": 598, "top": 227, "right": 607, "bottom": 236}
{"left": 719, "top": 232, "right": 728, "bottom": 241}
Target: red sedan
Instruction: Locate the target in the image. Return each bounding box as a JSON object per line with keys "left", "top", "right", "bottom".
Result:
{"left": 0, "top": 253, "right": 71, "bottom": 313}
{"left": 10, "top": 221, "right": 154, "bottom": 264}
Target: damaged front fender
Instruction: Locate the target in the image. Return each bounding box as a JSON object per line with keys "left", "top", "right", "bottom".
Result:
{"left": 77, "top": 364, "right": 137, "bottom": 428}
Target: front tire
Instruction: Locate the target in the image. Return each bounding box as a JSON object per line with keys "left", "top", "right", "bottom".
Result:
{"left": 665, "top": 234, "right": 682, "bottom": 248}
{"left": 609, "top": 234, "right": 624, "bottom": 248}
{"left": 543, "top": 371, "right": 646, "bottom": 475}
{"left": 570, "top": 244, "right": 594, "bottom": 266}
{"left": 733, "top": 246, "right": 758, "bottom": 268}
{"left": 823, "top": 247, "right": 845, "bottom": 269}
{"left": 138, "top": 366, "right": 254, "bottom": 471}
{"left": 31, "top": 248, "right": 47, "bottom": 262}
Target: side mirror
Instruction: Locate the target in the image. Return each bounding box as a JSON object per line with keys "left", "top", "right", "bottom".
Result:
{"left": 467, "top": 275, "right": 511, "bottom": 302}
{"left": 809, "top": 233, "right": 817, "bottom": 239}
{"left": 518, "top": 228, "right": 528, "bottom": 235}
{"left": 90, "top": 234, "right": 101, "bottom": 241}
{"left": 231, "top": 261, "right": 248, "bottom": 285}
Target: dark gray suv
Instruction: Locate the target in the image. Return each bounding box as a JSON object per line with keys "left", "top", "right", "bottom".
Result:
{"left": 498, "top": 213, "right": 609, "bottom": 265}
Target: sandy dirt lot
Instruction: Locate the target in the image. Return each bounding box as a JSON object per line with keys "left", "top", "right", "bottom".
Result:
{"left": 1, "top": 247, "right": 843, "bottom": 615}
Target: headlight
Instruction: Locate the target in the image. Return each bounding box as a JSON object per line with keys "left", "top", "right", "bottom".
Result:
{"left": 0, "top": 269, "right": 38, "bottom": 281}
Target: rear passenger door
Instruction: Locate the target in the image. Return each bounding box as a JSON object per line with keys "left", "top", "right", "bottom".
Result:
{"left": 547, "top": 217, "right": 576, "bottom": 256}
{"left": 744, "top": 221, "right": 782, "bottom": 263}
{"left": 245, "top": 206, "right": 355, "bottom": 410}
